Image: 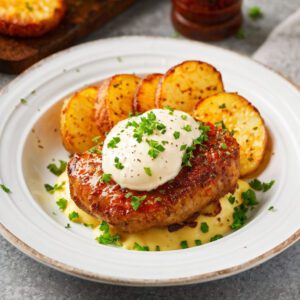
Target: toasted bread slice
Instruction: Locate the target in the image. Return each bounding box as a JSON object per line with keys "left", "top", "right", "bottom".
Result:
{"left": 0, "top": 0, "right": 66, "bottom": 37}
{"left": 134, "top": 73, "right": 162, "bottom": 113}
{"left": 95, "top": 74, "right": 141, "bottom": 130}
{"left": 60, "top": 87, "right": 102, "bottom": 154}
{"left": 193, "top": 92, "right": 267, "bottom": 176}
{"left": 156, "top": 60, "right": 224, "bottom": 114}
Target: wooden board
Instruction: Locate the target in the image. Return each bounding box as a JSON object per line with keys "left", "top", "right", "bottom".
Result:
{"left": 0, "top": 0, "right": 137, "bottom": 74}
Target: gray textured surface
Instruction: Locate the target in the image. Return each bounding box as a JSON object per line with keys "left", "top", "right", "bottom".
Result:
{"left": 1, "top": 0, "right": 300, "bottom": 299}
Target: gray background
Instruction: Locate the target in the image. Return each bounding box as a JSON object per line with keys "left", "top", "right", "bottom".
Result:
{"left": 1, "top": 0, "right": 300, "bottom": 299}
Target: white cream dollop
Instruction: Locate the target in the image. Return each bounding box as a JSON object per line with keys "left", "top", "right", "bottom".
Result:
{"left": 102, "top": 109, "right": 201, "bottom": 191}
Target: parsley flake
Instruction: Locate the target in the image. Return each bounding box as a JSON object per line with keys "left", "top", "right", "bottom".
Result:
{"left": 210, "top": 234, "right": 223, "bottom": 242}
{"left": 114, "top": 157, "right": 124, "bottom": 170}
{"left": 183, "top": 124, "right": 192, "bottom": 132}
{"left": 249, "top": 179, "right": 275, "bottom": 192}
{"left": 241, "top": 189, "right": 258, "bottom": 206}
{"left": 131, "top": 195, "right": 147, "bottom": 211}
{"left": 248, "top": 6, "right": 263, "bottom": 20}
{"left": 147, "top": 139, "right": 165, "bottom": 159}
{"left": 56, "top": 198, "right": 68, "bottom": 210}
{"left": 195, "top": 239, "right": 202, "bottom": 246}
{"left": 200, "top": 222, "right": 209, "bottom": 233}
{"left": 20, "top": 98, "right": 27, "bottom": 104}
{"left": 101, "top": 173, "right": 112, "bottom": 183}
{"left": 181, "top": 115, "right": 187, "bottom": 120}
{"left": 47, "top": 160, "right": 67, "bottom": 176}
{"left": 180, "top": 240, "right": 188, "bottom": 249}
{"left": 173, "top": 131, "right": 180, "bottom": 139}
{"left": 228, "top": 195, "right": 236, "bottom": 204}
{"left": 133, "top": 242, "right": 149, "bottom": 251}
{"left": 0, "top": 184, "right": 11, "bottom": 193}
{"left": 108, "top": 137, "right": 121, "bottom": 149}
{"left": 96, "top": 221, "right": 121, "bottom": 246}
{"left": 44, "top": 181, "right": 65, "bottom": 194}
{"left": 219, "top": 103, "right": 226, "bottom": 109}
{"left": 144, "top": 167, "right": 152, "bottom": 176}
{"left": 68, "top": 211, "right": 79, "bottom": 221}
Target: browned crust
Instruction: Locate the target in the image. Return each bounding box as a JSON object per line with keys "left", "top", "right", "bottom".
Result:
{"left": 0, "top": 0, "right": 66, "bottom": 38}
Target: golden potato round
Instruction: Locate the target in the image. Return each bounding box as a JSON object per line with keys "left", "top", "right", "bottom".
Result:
{"left": 134, "top": 73, "right": 162, "bottom": 113}
{"left": 0, "top": 0, "right": 66, "bottom": 37}
{"left": 193, "top": 92, "right": 267, "bottom": 177}
{"left": 60, "top": 87, "right": 102, "bottom": 154}
{"left": 95, "top": 74, "right": 141, "bottom": 130}
{"left": 156, "top": 60, "right": 224, "bottom": 114}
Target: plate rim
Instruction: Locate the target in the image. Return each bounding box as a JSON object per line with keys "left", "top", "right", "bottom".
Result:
{"left": 1, "top": 36, "right": 300, "bottom": 286}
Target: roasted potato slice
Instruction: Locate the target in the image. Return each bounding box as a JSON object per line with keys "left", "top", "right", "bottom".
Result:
{"left": 134, "top": 73, "right": 162, "bottom": 113}
{"left": 193, "top": 92, "right": 267, "bottom": 177}
{"left": 60, "top": 87, "right": 102, "bottom": 154}
{"left": 156, "top": 60, "right": 224, "bottom": 114}
{"left": 95, "top": 74, "right": 141, "bottom": 129}
{"left": 0, "top": 0, "right": 66, "bottom": 37}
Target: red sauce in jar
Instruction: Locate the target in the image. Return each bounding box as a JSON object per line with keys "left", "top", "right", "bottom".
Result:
{"left": 172, "top": 0, "right": 243, "bottom": 41}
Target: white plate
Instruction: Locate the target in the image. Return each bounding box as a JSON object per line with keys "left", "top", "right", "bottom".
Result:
{"left": 0, "top": 36, "right": 300, "bottom": 286}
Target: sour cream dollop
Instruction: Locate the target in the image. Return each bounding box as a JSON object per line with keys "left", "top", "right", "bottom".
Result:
{"left": 102, "top": 109, "right": 201, "bottom": 191}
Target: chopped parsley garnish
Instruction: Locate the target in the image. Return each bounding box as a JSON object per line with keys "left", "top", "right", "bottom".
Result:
{"left": 0, "top": 184, "right": 11, "bottom": 193}
{"left": 248, "top": 6, "right": 263, "bottom": 20}
{"left": 195, "top": 239, "right": 202, "bottom": 246}
{"left": 249, "top": 179, "right": 275, "bottom": 192}
{"left": 88, "top": 146, "right": 102, "bottom": 155}
{"left": 126, "top": 111, "right": 166, "bottom": 143}
{"left": 236, "top": 27, "right": 246, "bottom": 39}
{"left": 92, "top": 135, "right": 101, "bottom": 144}
{"left": 200, "top": 222, "right": 209, "bottom": 233}
{"left": 146, "top": 139, "right": 165, "bottom": 159}
{"left": 125, "top": 192, "right": 133, "bottom": 199}
{"left": 228, "top": 195, "right": 236, "bottom": 204}
{"left": 47, "top": 160, "right": 67, "bottom": 176}
{"left": 180, "top": 144, "right": 187, "bottom": 151}
{"left": 131, "top": 195, "right": 147, "bottom": 211}
{"left": 101, "top": 173, "right": 112, "bottom": 183}
{"left": 173, "top": 131, "right": 180, "bottom": 139}
{"left": 180, "top": 240, "right": 188, "bottom": 249}
{"left": 210, "top": 234, "right": 223, "bottom": 242}
{"left": 96, "top": 221, "right": 121, "bottom": 246}
{"left": 133, "top": 242, "right": 149, "bottom": 251}
{"left": 114, "top": 157, "right": 124, "bottom": 170}
{"left": 44, "top": 181, "right": 65, "bottom": 194}
{"left": 181, "top": 146, "right": 195, "bottom": 167}
{"left": 56, "top": 198, "right": 68, "bottom": 210}
{"left": 215, "top": 120, "right": 227, "bottom": 130}
{"left": 155, "top": 245, "right": 161, "bottom": 251}
{"left": 220, "top": 143, "right": 227, "bottom": 150}
{"left": 108, "top": 137, "right": 121, "bottom": 149}
{"left": 68, "top": 211, "right": 79, "bottom": 221}
{"left": 181, "top": 115, "right": 187, "bottom": 120}
{"left": 25, "top": 2, "right": 34, "bottom": 12}
{"left": 20, "top": 98, "right": 27, "bottom": 104}
{"left": 65, "top": 223, "right": 71, "bottom": 229}
{"left": 164, "top": 106, "right": 174, "bottom": 115}
{"left": 154, "top": 197, "right": 162, "bottom": 202}
{"left": 219, "top": 103, "right": 226, "bottom": 109}
{"left": 183, "top": 124, "right": 192, "bottom": 132}
{"left": 231, "top": 204, "right": 248, "bottom": 230}
{"left": 144, "top": 167, "right": 152, "bottom": 176}
{"left": 268, "top": 206, "right": 275, "bottom": 211}
{"left": 241, "top": 189, "right": 258, "bottom": 206}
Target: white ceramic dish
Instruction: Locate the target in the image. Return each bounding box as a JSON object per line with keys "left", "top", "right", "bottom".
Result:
{"left": 0, "top": 36, "right": 300, "bottom": 286}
